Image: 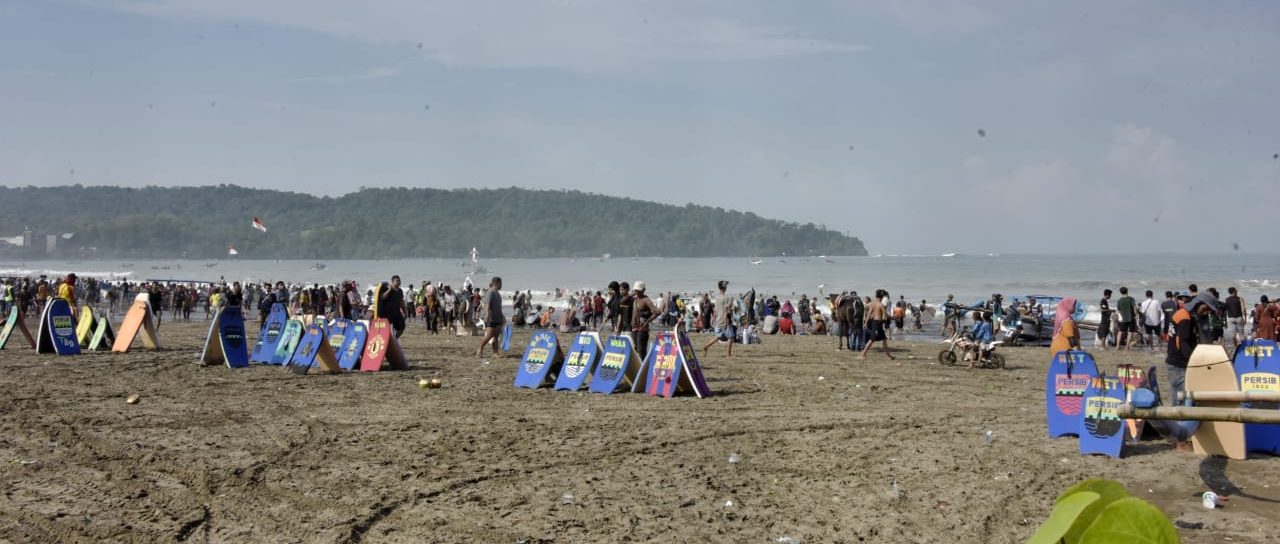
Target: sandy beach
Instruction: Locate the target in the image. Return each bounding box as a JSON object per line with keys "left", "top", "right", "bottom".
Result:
{"left": 2, "top": 322, "right": 1278, "bottom": 543}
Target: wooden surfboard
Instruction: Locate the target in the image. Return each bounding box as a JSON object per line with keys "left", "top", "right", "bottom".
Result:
{"left": 1186, "top": 344, "right": 1246, "bottom": 460}
{"left": 0, "top": 306, "right": 36, "bottom": 350}
{"left": 112, "top": 294, "right": 159, "bottom": 353}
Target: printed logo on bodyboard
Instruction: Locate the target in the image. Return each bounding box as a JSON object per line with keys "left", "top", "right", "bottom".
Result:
{"left": 554, "top": 332, "right": 601, "bottom": 391}
{"left": 515, "top": 329, "right": 563, "bottom": 388}
{"left": 272, "top": 319, "right": 305, "bottom": 365}
{"left": 250, "top": 304, "right": 289, "bottom": 363}
{"left": 37, "top": 299, "right": 80, "bottom": 355}
{"left": 1235, "top": 340, "right": 1280, "bottom": 455}
{"left": 1046, "top": 350, "right": 1098, "bottom": 438}
{"left": 337, "top": 321, "right": 369, "bottom": 370}
{"left": 589, "top": 335, "right": 642, "bottom": 395}
{"left": 1079, "top": 373, "right": 1126, "bottom": 458}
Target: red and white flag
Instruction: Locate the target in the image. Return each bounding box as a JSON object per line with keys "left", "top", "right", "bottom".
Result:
{"left": 228, "top": 245, "right": 238, "bottom": 256}
{"left": 251, "top": 217, "right": 267, "bottom": 233}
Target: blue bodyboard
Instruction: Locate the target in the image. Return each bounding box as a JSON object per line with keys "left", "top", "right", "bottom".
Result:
{"left": 219, "top": 306, "right": 250, "bottom": 368}
{"left": 271, "top": 319, "right": 304, "bottom": 365}
{"left": 514, "top": 329, "right": 563, "bottom": 389}
{"left": 327, "top": 318, "right": 353, "bottom": 352}
{"left": 1046, "top": 350, "right": 1098, "bottom": 438}
{"left": 250, "top": 304, "right": 289, "bottom": 363}
{"left": 337, "top": 321, "right": 369, "bottom": 371}
{"left": 589, "top": 335, "right": 643, "bottom": 395}
{"left": 288, "top": 324, "right": 325, "bottom": 374}
{"left": 1235, "top": 340, "right": 1280, "bottom": 455}
{"left": 1079, "top": 372, "right": 1126, "bottom": 458}
{"left": 37, "top": 299, "right": 80, "bottom": 356}
{"left": 554, "top": 332, "right": 601, "bottom": 391}
{"left": 501, "top": 323, "right": 513, "bottom": 353}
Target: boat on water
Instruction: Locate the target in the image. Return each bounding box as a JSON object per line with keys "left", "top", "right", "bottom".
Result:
{"left": 749, "top": 259, "right": 764, "bottom": 265}
{"left": 310, "top": 263, "right": 327, "bottom": 271}
{"left": 940, "top": 253, "right": 958, "bottom": 258}
{"left": 204, "top": 263, "right": 218, "bottom": 268}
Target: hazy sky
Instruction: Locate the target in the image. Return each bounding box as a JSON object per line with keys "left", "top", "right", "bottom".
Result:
{"left": 3, "top": 1, "right": 1278, "bottom": 254}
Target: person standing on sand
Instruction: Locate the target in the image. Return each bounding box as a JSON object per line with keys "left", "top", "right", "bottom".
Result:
{"left": 631, "top": 281, "right": 661, "bottom": 358}
{"left": 1115, "top": 287, "right": 1138, "bottom": 351}
{"left": 475, "top": 277, "right": 505, "bottom": 357}
{"left": 615, "top": 282, "right": 634, "bottom": 336}
{"left": 1223, "top": 287, "right": 1246, "bottom": 354}
{"left": 860, "top": 292, "right": 895, "bottom": 360}
{"left": 833, "top": 292, "right": 849, "bottom": 350}
{"left": 702, "top": 280, "right": 734, "bottom": 357}
{"left": 1097, "top": 289, "right": 1113, "bottom": 351}
{"left": 1254, "top": 296, "right": 1278, "bottom": 341}
{"left": 1049, "top": 298, "right": 1081, "bottom": 354}
{"left": 380, "top": 275, "right": 406, "bottom": 338}
{"left": 1140, "top": 290, "right": 1163, "bottom": 352}
{"left": 56, "top": 273, "right": 78, "bottom": 313}
{"left": 942, "top": 294, "right": 957, "bottom": 336}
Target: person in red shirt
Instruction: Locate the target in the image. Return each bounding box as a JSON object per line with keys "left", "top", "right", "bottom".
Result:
{"left": 778, "top": 312, "right": 796, "bottom": 335}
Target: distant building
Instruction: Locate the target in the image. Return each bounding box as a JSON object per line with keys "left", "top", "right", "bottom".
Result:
{"left": 46, "top": 235, "right": 57, "bottom": 253}
{"left": 22, "top": 228, "right": 33, "bottom": 248}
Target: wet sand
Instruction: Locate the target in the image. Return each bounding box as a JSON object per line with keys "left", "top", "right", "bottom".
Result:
{"left": 1, "top": 321, "right": 1277, "bottom": 543}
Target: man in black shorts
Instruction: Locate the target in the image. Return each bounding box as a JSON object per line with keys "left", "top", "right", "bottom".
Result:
{"left": 1097, "top": 289, "right": 1113, "bottom": 350}
{"left": 860, "top": 290, "right": 895, "bottom": 360}
{"left": 475, "top": 276, "right": 505, "bottom": 357}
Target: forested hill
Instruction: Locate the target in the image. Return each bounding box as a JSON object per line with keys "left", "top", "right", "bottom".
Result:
{"left": 0, "top": 185, "right": 867, "bottom": 259}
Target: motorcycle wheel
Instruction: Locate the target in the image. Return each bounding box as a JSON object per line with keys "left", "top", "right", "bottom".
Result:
{"left": 988, "top": 352, "right": 1006, "bottom": 369}
{"left": 938, "top": 350, "right": 957, "bottom": 366}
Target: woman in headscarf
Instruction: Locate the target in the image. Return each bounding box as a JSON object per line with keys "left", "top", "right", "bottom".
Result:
{"left": 1049, "top": 298, "right": 1081, "bottom": 354}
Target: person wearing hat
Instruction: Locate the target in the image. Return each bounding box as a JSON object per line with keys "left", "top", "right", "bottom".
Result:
{"left": 630, "top": 281, "right": 661, "bottom": 358}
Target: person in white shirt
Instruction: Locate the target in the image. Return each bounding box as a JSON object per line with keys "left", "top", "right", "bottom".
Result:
{"left": 1139, "top": 290, "right": 1164, "bottom": 352}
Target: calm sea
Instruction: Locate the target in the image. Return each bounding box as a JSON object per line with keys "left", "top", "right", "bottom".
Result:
{"left": 4, "top": 253, "right": 1277, "bottom": 315}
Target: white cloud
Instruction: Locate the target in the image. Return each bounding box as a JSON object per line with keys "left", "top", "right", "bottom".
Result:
{"left": 97, "top": 0, "right": 868, "bottom": 74}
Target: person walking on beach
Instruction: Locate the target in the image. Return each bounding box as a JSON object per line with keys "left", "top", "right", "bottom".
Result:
{"left": 860, "top": 292, "right": 895, "bottom": 360}
{"left": 475, "top": 277, "right": 505, "bottom": 358}
{"left": 702, "top": 280, "right": 734, "bottom": 358}
{"left": 379, "top": 275, "right": 406, "bottom": 338}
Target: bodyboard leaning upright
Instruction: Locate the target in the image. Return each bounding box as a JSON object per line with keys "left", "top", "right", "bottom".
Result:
{"left": 1046, "top": 350, "right": 1098, "bottom": 438}
{"left": 1186, "top": 345, "right": 1246, "bottom": 460}
{"left": 1234, "top": 340, "right": 1280, "bottom": 455}
{"left": 0, "top": 306, "right": 36, "bottom": 350}
{"left": 112, "top": 294, "right": 160, "bottom": 353}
